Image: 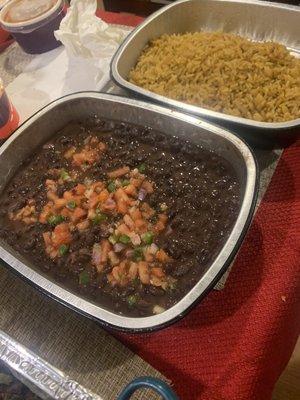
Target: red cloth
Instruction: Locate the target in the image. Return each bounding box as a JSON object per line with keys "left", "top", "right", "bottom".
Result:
{"left": 118, "top": 138, "right": 300, "bottom": 400}
{"left": 0, "top": 28, "right": 13, "bottom": 53}
{"left": 99, "top": 12, "right": 300, "bottom": 400}
{"left": 96, "top": 10, "right": 144, "bottom": 27}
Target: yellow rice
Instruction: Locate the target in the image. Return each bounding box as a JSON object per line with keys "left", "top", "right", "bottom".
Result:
{"left": 129, "top": 32, "right": 300, "bottom": 123}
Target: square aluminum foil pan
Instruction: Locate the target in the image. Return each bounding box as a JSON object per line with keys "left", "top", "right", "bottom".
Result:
{"left": 0, "top": 93, "right": 257, "bottom": 331}
{"left": 111, "top": 0, "right": 300, "bottom": 131}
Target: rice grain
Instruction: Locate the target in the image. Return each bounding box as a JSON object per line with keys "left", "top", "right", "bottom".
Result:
{"left": 129, "top": 32, "right": 300, "bottom": 123}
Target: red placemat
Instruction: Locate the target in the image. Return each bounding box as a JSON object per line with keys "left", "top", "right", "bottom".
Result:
{"left": 98, "top": 12, "right": 300, "bottom": 400}
{"left": 96, "top": 9, "right": 144, "bottom": 27}
{"left": 117, "top": 138, "right": 300, "bottom": 400}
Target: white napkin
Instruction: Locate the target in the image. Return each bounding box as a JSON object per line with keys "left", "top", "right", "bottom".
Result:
{"left": 6, "top": 0, "right": 131, "bottom": 122}
{"left": 54, "top": 0, "right": 129, "bottom": 84}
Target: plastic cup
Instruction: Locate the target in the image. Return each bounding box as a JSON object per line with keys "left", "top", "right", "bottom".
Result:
{"left": 0, "top": 0, "right": 65, "bottom": 54}
{"left": 0, "top": 79, "right": 19, "bottom": 139}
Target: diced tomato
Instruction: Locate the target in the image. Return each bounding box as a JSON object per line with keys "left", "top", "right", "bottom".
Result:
{"left": 63, "top": 191, "right": 73, "bottom": 200}
{"left": 115, "top": 188, "right": 130, "bottom": 214}
{"left": 75, "top": 184, "right": 86, "bottom": 195}
{"left": 131, "top": 178, "right": 143, "bottom": 188}
{"left": 107, "top": 166, "right": 130, "bottom": 179}
{"left": 124, "top": 214, "right": 135, "bottom": 230}
{"left": 42, "top": 232, "right": 51, "bottom": 246}
{"left": 98, "top": 142, "right": 106, "bottom": 152}
{"left": 71, "top": 207, "right": 86, "bottom": 222}
{"left": 128, "top": 262, "right": 138, "bottom": 279}
{"left": 76, "top": 219, "right": 90, "bottom": 232}
{"left": 151, "top": 267, "right": 165, "bottom": 278}
{"left": 89, "top": 192, "right": 100, "bottom": 209}
{"left": 124, "top": 184, "right": 137, "bottom": 196}
{"left": 117, "top": 199, "right": 128, "bottom": 214}
{"left": 135, "top": 219, "right": 147, "bottom": 232}
{"left": 61, "top": 208, "right": 72, "bottom": 219}
{"left": 156, "top": 249, "right": 170, "bottom": 263}
{"left": 129, "top": 207, "right": 142, "bottom": 221}
{"left": 142, "top": 180, "right": 154, "bottom": 193}
{"left": 138, "top": 261, "right": 150, "bottom": 284}
{"left": 100, "top": 239, "right": 111, "bottom": 264}
{"left": 98, "top": 189, "right": 109, "bottom": 203}
{"left": 64, "top": 146, "right": 76, "bottom": 159}
{"left": 117, "top": 223, "right": 131, "bottom": 235}
{"left": 52, "top": 223, "right": 72, "bottom": 247}
{"left": 54, "top": 198, "right": 67, "bottom": 209}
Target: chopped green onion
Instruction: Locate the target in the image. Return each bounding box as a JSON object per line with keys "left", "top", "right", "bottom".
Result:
{"left": 60, "top": 169, "right": 70, "bottom": 181}
{"left": 133, "top": 277, "right": 140, "bottom": 286}
{"left": 58, "top": 244, "right": 68, "bottom": 256}
{"left": 119, "top": 234, "right": 131, "bottom": 245}
{"left": 107, "top": 181, "right": 116, "bottom": 193}
{"left": 79, "top": 270, "right": 90, "bottom": 285}
{"left": 137, "top": 163, "right": 146, "bottom": 173}
{"left": 133, "top": 246, "right": 144, "bottom": 261}
{"left": 67, "top": 200, "right": 76, "bottom": 209}
{"left": 122, "top": 179, "right": 130, "bottom": 187}
{"left": 160, "top": 203, "right": 168, "bottom": 211}
{"left": 92, "top": 211, "right": 107, "bottom": 225}
{"left": 127, "top": 295, "right": 137, "bottom": 307}
{"left": 108, "top": 234, "right": 119, "bottom": 245}
{"left": 141, "top": 231, "right": 154, "bottom": 245}
{"left": 48, "top": 215, "right": 65, "bottom": 226}
{"left": 168, "top": 282, "right": 177, "bottom": 291}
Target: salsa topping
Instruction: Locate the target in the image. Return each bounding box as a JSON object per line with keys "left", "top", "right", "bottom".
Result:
{"left": 9, "top": 141, "right": 175, "bottom": 291}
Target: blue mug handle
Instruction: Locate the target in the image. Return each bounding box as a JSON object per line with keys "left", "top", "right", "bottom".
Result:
{"left": 117, "top": 377, "right": 179, "bottom": 400}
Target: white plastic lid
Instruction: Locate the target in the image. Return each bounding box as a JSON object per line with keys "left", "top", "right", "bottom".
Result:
{"left": 4, "top": 0, "right": 58, "bottom": 23}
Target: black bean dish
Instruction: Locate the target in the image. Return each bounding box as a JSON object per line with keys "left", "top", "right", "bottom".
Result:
{"left": 0, "top": 118, "right": 240, "bottom": 317}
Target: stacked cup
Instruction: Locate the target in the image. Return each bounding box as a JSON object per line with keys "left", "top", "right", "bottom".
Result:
{"left": 0, "top": 0, "right": 65, "bottom": 54}
{"left": 0, "top": 78, "right": 19, "bottom": 140}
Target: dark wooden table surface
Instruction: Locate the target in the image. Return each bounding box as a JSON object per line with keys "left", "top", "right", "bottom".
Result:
{"left": 103, "top": 0, "right": 299, "bottom": 16}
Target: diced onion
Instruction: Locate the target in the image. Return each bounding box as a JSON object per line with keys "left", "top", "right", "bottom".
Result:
{"left": 129, "top": 232, "right": 141, "bottom": 246}
{"left": 92, "top": 243, "right": 102, "bottom": 266}
{"left": 104, "top": 198, "right": 116, "bottom": 208}
{"left": 125, "top": 249, "right": 134, "bottom": 258}
{"left": 83, "top": 177, "right": 93, "bottom": 186}
{"left": 160, "top": 202, "right": 168, "bottom": 211}
{"left": 114, "top": 243, "right": 125, "bottom": 253}
{"left": 43, "top": 143, "right": 54, "bottom": 150}
{"left": 153, "top": 305, "right": 166, "bottom": 315}
{"left": 149, "top": 243, "right": 158, "bottom": 255}
{"left": 138, "top": 188, "right": 147, "bottom": 201}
